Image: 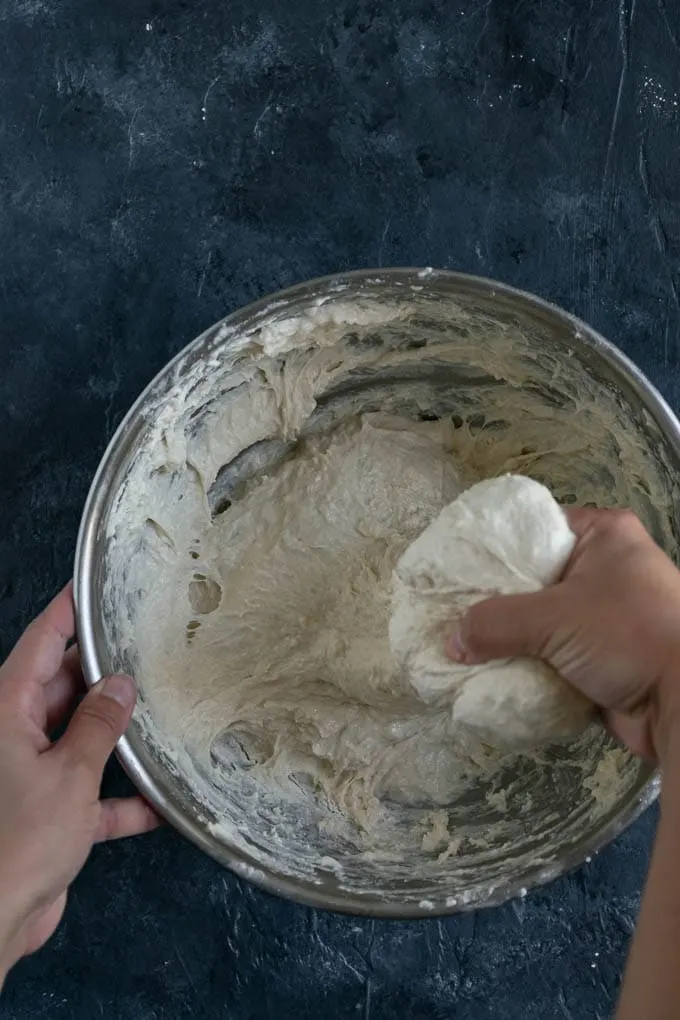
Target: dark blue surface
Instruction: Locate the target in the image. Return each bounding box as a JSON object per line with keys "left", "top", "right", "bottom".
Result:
{"left": 0, "top": 0, "right": 677, "bottom": 1016}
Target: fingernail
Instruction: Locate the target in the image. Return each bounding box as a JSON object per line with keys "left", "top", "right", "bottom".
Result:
{"left": 94, "top": 674, "right": 135, "bottom": 708}
{"left": 447, "top": 631, "right": 467, "bottom": 663}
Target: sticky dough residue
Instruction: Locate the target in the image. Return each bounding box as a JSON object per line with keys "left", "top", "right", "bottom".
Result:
{"left": 100, "top": 284, "right": 676, "bottom": 906}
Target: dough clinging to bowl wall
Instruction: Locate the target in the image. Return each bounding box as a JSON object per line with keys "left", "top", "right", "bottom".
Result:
{"left": 83, "top": 273, "right": 678, "bottom": 912}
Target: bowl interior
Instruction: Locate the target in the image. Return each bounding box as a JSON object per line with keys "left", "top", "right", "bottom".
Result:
{"left": 77, "top": 272, "right": 679, "bottom": 916}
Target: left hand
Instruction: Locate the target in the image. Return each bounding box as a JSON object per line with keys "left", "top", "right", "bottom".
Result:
{"left": 0, "top": 583, "right": 159, "bottom": 978}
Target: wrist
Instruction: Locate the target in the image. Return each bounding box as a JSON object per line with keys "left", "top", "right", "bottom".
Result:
{"left": 0, "top": 873, "right": 37, "bottom": 983}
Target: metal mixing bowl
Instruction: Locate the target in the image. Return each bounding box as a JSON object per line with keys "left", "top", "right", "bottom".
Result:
{"left": 75, "top": 269, "right": 680, "bottom": 918}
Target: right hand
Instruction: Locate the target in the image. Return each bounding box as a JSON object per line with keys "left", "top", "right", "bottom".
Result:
{"left": 448, "top": 508, "right": 680, "bottom": 762}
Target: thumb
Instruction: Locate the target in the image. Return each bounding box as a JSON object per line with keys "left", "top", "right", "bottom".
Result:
{"left": 449, "top": 591, "right": 552, "bottom": 664}
{"left": 58, "top": 674, "right": 136, "bottom": 780}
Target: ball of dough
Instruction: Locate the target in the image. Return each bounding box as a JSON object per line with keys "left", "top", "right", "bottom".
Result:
{"left": 389, "top": 474, "right": 594, "bottom": 747}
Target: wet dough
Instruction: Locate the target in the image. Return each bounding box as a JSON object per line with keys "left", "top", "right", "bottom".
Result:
{"left": 101, "top": 291, "right": 669, "bottom": 889}
{"left": 390, "top": 475, "right": 594, "bottom": 746}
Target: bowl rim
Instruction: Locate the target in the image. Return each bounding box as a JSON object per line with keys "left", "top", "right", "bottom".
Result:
{"left": 74, "top": 267, "right": 672, "bottom": 918}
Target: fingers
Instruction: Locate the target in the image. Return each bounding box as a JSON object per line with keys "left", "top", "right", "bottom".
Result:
{"left": 0, "top": 583, "right": 75, "bottom": 693}
{"left": 605, "top": 707, "right": 656, "bottom": 763}
{"left": 564, "top": 506, "right": 603, "bottom": 536}
{"left": 448, "top": 591, "right": 549, "bottom": 664}
{"left": 45, "top": 645, "right": 85, "bottom": 732}
{"left": 94, "top": 797, "right": 162, "bottom": 843}
{"left": 56, "top": 675, "right": 136, "bottom": 787}
{"left": 565, "top": 505, "right": 646, "bottom": 541}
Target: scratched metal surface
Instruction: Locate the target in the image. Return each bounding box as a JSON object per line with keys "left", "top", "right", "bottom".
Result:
{"left": 0, "top": 0, "right": 677, "bottom": 1017}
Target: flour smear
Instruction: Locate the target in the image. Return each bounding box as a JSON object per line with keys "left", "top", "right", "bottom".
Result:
{"left": 98, "top": 279, "right": 674, "bottom": 907}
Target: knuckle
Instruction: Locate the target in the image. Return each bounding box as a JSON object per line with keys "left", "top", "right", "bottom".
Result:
{"left": 77, "top": 701, "right": 122, "bottom": 740}
{"left": 611, "top": 507, "right": 640, "bottom": 527}
{"left": 599, "top": 507, "right": 642, "bottom": 539}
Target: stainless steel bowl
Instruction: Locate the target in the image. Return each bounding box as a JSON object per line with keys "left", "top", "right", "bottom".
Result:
{"left": 75, "top": 269, "right": 680, "bottom": 917}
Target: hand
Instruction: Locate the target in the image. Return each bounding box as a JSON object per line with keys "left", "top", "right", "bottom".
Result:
{"left": 0, "top": 583, "right": 159, "bottom": 979}
{"left": 449, "top": 508, "right": 680, "bottom": 762}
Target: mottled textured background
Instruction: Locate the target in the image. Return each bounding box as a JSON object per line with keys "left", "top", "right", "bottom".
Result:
{"left": 0, "top": 0, "right": 677, "bottom": 1016}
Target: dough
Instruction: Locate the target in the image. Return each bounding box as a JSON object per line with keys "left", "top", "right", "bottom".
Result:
{"left": 389, "top": 475, "right": 594, "bottom": 747}
{"left": 101, "top": 291, "right": 667, "bottom": 887}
